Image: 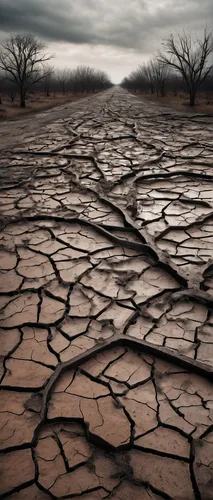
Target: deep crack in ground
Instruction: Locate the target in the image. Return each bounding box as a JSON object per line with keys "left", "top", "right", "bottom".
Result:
{"left": 0, "top": 88, "right": 213, "bottom": 499}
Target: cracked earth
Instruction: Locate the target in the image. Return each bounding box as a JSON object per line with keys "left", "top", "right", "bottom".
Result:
{"left": 0, "top": 87, "right": 213, "bottom": 499}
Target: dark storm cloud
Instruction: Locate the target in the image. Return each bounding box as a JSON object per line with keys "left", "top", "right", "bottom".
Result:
{"left": 0, "top": 1, "right": 94, "bottom": 44}
{"left": 0, "top": 0, "right": 212, "bottom": 51}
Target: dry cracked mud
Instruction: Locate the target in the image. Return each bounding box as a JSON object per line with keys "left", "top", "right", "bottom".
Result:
{"left": 0, "top": 88, "right": 213, "bottom": 499}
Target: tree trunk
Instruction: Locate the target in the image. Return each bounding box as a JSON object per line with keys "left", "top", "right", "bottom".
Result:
{"left": 189, "top": 90, "right": 195, "bottom": 106}
{"left": 161, "top": 83, "right": 165, "bottom": 97}
{"left": 20, "top": 89, "right": 26, "bottom": 108}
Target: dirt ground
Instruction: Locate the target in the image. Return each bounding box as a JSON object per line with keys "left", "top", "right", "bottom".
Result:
{"left": 133, "top": 90, "right": 213, "bottom": 114}
{"left": 0, "top": 90, "right": 99, "bottom": 120}
{"left": 0, "top": 87, "right": 213, "bottom": 500}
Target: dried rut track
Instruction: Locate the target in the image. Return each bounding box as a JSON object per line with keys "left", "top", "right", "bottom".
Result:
{"left": 0, "top": 88, "right": 213, "bottom": 499}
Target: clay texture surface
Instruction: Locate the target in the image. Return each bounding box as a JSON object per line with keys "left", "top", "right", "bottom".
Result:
{"left": 0, "top": 88, "right": 213, "bottom": 499}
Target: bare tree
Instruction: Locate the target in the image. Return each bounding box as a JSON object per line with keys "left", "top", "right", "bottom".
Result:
{"left": 152, "top": 60, "right": 169, "bottom": 97}
{"left": 158, "top": 29, "right": 213, "bottom": 106}
{"left": 70, "top": 66, "right": 112, "bottom": 94}
{"left": 0, "top": 34, "right": 53, "bottom": 107}
{"left": 95, "top": 70, "right": 111, "bottom": 91}
{"left": 121, "top": 67, "right": 147, "bottom": 93}
{"left": 0, "top": 72, "right": 4, "bottom": 104}
{"left": 168, "top": 72, "right": 180, "bottom": 97}
{"left": 142, "top": 61, "right": 156, "bottom": 94}
{"left": 71, "top": 66, "right": 94, "bottom": 93}
{"left": 8, "top": 88, "right": 16, "bottom": 102}
{"left": 43, "top": 65, "right": 55, "bottom": 97}
{"left": 57, "top": 68, "right": 70, "bottom": 94}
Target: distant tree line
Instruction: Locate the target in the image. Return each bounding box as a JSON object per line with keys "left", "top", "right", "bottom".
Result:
{"left": 121, "top": 29, "right": 213, "bottom": 106}
{"left": 0, "top": 34, "right": 112, "bottom": 108}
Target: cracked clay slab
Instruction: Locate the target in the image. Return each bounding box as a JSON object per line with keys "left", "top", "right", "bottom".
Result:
{"left": 0, "top": 88, "right": 213, "bottom": 500}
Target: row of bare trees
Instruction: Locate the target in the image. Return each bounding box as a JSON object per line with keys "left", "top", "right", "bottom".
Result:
{"left": 122, "top": 60, "right": 169, "bottom": 97}
{"left": 53, "top": 66, "right": 112, "bottom": 95}
{"left": 0, "top": 34, "right": 112, "bottom": 107}
{"left": 121, "top": 30, "right": 213, "bottom": 106}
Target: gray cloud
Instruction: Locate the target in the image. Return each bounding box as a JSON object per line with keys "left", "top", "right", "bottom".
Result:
{"left": 0, "top": 0, "right": 143, "bottom": 48}
{"left": 0, "top": 0, "right": 212, "bottom": 50}
{"left": 0, "top": 0, "right": 212, "bottom": 81}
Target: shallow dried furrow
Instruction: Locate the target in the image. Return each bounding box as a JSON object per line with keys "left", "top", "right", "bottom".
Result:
{"left": 0, "top": 88, "right": 213, "bottom": 499}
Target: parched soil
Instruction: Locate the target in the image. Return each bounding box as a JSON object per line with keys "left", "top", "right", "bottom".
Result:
{"left": 0, "top": 87, "right": 213, "bottom": 500}
{"left": 0, "top": 91, "right": 100, "bottom": 121}
{"left": 134, "top": 90, "right": 213, "bottom": 115}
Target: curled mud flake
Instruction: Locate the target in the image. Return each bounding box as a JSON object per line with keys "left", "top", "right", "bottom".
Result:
{"left": 169, "top": 301, "right": 208, "bottom": 322}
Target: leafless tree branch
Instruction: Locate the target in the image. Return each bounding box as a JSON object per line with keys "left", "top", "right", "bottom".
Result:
{"left": 0, "top": 33, "right": 54, "bottom": 107}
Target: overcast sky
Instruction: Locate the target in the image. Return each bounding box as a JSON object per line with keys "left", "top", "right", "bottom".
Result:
{"left": 0, "top": 0, "right": 212, "bottom": 82}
